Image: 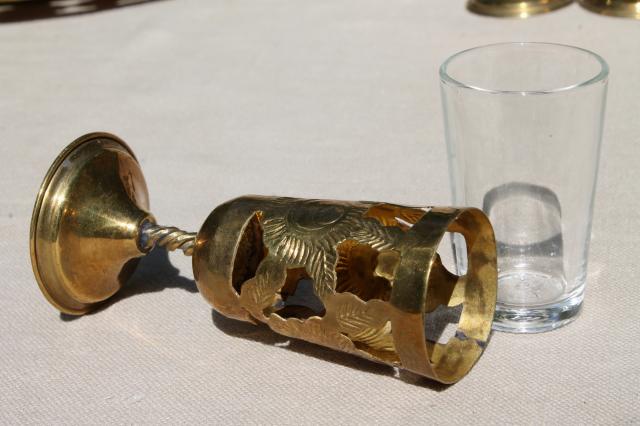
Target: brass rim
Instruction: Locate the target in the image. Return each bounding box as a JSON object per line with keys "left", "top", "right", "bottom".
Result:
{"left": 578, "top": 0, "right": 640, "bottom": 18}
{"left": 29, "top": 132, "right": 140, "bottom": 314}
{"left": 467, "top": 0, "right": 574, "bottom": 17}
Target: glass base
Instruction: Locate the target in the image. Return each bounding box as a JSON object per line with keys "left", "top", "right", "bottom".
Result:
{"left": 493, "top": 291, "right": 583, "bottom": 333}
{"left": 497, "top": 270, "right": 566, "bottom": 306}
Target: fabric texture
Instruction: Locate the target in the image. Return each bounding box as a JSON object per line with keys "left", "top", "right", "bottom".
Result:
{"left": 0, "top": 1, "right": 638, "bottom": 424}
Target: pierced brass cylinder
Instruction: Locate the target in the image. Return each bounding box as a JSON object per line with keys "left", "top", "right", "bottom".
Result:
{"left": 30, "top": 133, "right": 498, "bottom": 384}
{"left": 193, "top": 197, "right": 497, "bottom": 383}
{"left": 467, "top": 0, "right": 574, "bottom": 17}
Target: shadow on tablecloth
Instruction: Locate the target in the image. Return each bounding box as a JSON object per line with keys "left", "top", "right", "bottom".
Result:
{"left": 0, "top": 0, "right": 167, "bottom": 23}
{"left": 60, "top": 246, "right": 454, "bottom": 390}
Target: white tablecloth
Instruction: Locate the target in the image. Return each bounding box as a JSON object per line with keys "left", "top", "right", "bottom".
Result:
{"left": 1, "top": 1, "right": 638, "bottom": 424}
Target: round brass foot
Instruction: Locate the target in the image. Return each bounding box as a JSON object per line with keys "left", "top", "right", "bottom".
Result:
{"left": 578, "top": 0, "right": 640, "bottom": 18}
{"left": 467, "top": 0, "right": 574, "bottom": 17}
{"left": 30, "top": 133, "right": 153, "bottom": 315}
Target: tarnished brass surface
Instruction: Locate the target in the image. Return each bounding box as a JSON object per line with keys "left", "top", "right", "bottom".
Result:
{"left": 467, "top": 0, "right": 574, "bottom": 17}
{"left": 31, "top": 133, "right": 497, "bottom": 383}
{"left": 193, "top": 197, "right": 497, "bottom": 383}
{"left": 579, "top": 0, "right": 640, "bottom": 18}
{"left": 30, "top": 133, "right": 152, "bottom": 315}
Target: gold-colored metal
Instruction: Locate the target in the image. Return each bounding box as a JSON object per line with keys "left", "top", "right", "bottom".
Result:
{"left": 30, "top": 133, "right": 498, "bottom": 384}
{"left": 578, "top": 0, "right": 640, "bottom": 18}
{"left": 30, "top": 133, "right": 153, "bottom": 315}
{"left": 467, "top": 0, "right": 574, "bottom": 17}
{"left": 141, "top": 223, "right": 196, "bottom": 255}
{"left": 193, "top": 197, "right": 497, "bottom": 383}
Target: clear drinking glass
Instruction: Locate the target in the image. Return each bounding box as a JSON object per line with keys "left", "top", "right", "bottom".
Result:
{"left": 440, "top": 42, "right": 608, "bottom": 333}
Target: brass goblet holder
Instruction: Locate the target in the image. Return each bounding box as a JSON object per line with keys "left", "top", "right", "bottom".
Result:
{"left": 30, "top": 133, "right": 497, "bottom": 384}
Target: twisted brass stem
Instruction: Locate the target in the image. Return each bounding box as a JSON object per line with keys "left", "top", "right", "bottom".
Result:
{"left": 141, "top": 223, "right": 197, "bottom": 256}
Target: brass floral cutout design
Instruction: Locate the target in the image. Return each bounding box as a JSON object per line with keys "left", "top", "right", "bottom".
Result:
{"left": 230, "top": 199, "right": 417, "bottom": 361}
{"left": 30, "top": 134, "right": 496, "bottom": 385}
{"left": 193, "top": 196, "right": 497, "bottom": 383}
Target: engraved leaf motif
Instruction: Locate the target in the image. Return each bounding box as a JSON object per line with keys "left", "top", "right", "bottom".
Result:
{"left": 307, "top": 250, "right": 336, "bottom": 299}
{"left": 331, "top": 294, "right": 395, "bottom": 352}
{"left": 350, "top": 217, "right": 400, "bottom": 251}
{"left": 268, "top": 315, "right": 356, "bottom": 354}
{"left": 239, "top": 256, "right": 286, "bottom": 320}
{"left": 259, "top": 201, "right": 405, "bottom": 300}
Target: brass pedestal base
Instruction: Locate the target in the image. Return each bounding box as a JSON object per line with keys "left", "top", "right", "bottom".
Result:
{"left": 467, "top": 0, "right": 574, "bottom": 17}
{"left": 579, "top": 0, "right": 640, "bottom": 18}
{"left": 30, "top": 133, "right": 153, "bottom": 314}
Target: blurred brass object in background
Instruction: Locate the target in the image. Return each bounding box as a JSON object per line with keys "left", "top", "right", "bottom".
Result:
{"left": 30, "top": 133, "right": 498, "bottom": 384}
{"left": 467, "top": 0, "right": 573, "bottom": 17}
{"left": 579, "top": 0, "right": 640, "bottom": 18}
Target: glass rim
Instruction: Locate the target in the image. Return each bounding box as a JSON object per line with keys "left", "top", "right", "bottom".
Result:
{"left": 439, "top": 42, "right": 609, "bottom": 95}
